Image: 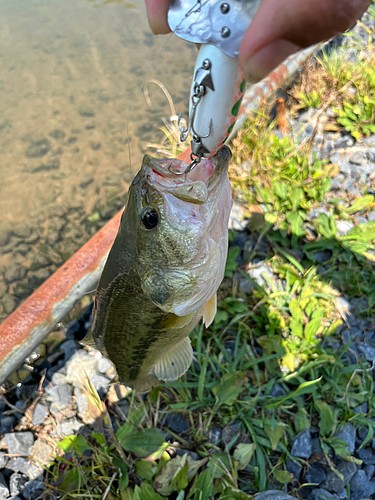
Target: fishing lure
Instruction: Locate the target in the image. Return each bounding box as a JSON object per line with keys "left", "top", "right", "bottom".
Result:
{"left": 168, "top": 0, "right": 262, "bottom": 170}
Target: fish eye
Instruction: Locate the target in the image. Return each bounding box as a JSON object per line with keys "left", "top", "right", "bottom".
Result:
{"left": 141, "top": 207, "right": 159, "bottom": 229}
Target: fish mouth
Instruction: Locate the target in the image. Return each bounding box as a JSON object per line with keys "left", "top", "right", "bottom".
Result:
{"left": 142, "top": 146, "right": 232, "bottom": 204}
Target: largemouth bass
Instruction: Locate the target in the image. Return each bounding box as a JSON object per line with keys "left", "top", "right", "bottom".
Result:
{"left": 85, "top": 145, "right": 233, "bottom": 392}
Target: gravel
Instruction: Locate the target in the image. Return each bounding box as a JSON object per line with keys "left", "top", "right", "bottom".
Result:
{"left": 5, "top": 433, "right": 34, "bottom": 456}
{"left": 291, "top": 429, "right": 312, "bottom": 459}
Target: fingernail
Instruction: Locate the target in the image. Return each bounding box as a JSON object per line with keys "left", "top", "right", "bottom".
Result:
{"left": 243, "top": 39, "right": 301, "bottom": 84}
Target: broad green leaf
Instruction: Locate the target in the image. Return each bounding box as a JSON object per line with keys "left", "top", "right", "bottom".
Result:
{"left": 186, "top": 456, "right": 208, "bottom": 482}
{"left": 193, "top": 469, "right": 213, "bottom": 500}
{"left": 135, "top": 459, "right": 158, "bottom": 480}
{"left": 92, "top": 433, "right": 106, "bottom": 445}
{"left": 274, "top": 469, "right": 294, "bottom": 484}
{"left": 121, "top": 488, "right": 134, "bottom": 500}
{"left": 116, "top": 423, "right": 135, "bottom": 442}
{"left": 140, "top": 483, "right": 165, "bottom": 500}
{"left": 153, "top": 454, "right": 188, "bottom": 496}
{"left": 113, "top": 457, "right": 129, "bottom": 490}
{"left": 212, "top": 372, "right": 248, "bottom": 407}
{"left": 264, "top": 418, "right": 286, "bottom": 450}
{"left": 289, "top": 298, "right": 303, "bottom": 322}
{"left": 344, "top": 221, "right": 375, "bottom": 242}
{"left": 286, "top": 211, "right": 305, "bottom": 237}
{"left": 324, "top": 438, "right": 362, "bottom": 465}
{"left": 294, "top": 407, "right": 310, "bottom": 433}
{"left": 304, "top": 318, "right": 321, "bottom": 342}
{"left": 207, "top": 452, "right": 232, "bottom": 479}
{"left": 219, "top": 486, "right": 251, "bottom": 499}
{"left": 59, "top": 467, "right": 80, "bottom": 492}
{"left": 57, "top": 435, "right": 89, "bottom": 454}
{"left": 290, "top": 318, "right": 303, "bottom": 339}
{"left": 119, "top": 428, "right": 166, "bottom": 458}
{"left": 315, "top": 401, "right": 335, "bottom": 436}
{"left": 233, "top": 443, "right": 256, "bottom": 470}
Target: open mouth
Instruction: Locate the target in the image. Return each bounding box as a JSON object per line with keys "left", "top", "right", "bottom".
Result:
{"left": 150, "top": 157, "right": 215, "bottom": 185}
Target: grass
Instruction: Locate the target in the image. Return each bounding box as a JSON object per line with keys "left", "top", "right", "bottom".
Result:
{"left": 42, "top": 9, "right": 375, "bottom": 500}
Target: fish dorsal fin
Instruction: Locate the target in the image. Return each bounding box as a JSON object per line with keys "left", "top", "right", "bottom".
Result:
{"left": 157, "top": 313, "right": 193, "bottom": 330}
{"left": 203, "top": 293, "right": 217, "bottom": 328}
{"left": 153, "top": 337, "right": 193, "bottom": 382}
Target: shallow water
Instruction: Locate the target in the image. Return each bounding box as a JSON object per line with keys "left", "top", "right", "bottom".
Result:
{"left": 0, "top": 0, "right": 196, "bottom": 321}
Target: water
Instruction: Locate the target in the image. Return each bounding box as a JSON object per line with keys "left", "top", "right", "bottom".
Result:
{"left": 0, "top": 0, "right": 196, "bottom": 322}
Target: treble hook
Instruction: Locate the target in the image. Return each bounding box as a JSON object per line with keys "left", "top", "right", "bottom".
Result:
{"left": 168, "top": 153, "right": 202, "bottom": 177}
{"left": 177, "top": 112, "right": 190, "bottom": 142}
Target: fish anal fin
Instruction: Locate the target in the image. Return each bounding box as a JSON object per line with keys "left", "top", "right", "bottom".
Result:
{"left": 157, "top": 312, "right": 193, "bottom": 330}
{"left": 154, "top": 337, "right": 193, "bottom": 382}
{"left": 203, "top": 293, "right": 217, "bottom": 328}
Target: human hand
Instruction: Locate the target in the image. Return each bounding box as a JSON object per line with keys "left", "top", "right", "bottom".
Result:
{"left": 144, "top": 0, "right": 370, "bottom": 82}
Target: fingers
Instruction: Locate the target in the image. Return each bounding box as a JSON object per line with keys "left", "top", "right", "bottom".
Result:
{"left": 239, "top": 0, "right": 371, "bottom": 83}
{"left": 144, "top": 0, "right": 171, "bottom": 34}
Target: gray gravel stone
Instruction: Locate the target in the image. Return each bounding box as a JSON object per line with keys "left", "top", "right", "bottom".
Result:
{"left": 356, "top": 342, "right": 375, "bottom": 361}
{"left": 291, "top": 429, "right": 312, "bottom": 459}
{"left": 45, "top": 384, "right": 72, "bottom": 413}
{"left": 336, "top": 221, "right": 354, "bottom": 236}
{"left": 66, "top": 350, "right": 98, "bottom": 386}
{"left": 307, "top": 207, "right": 330, "bottom": 220}
{"left": 32, "top": 403, "right": 48, "bottom": 426}
{"left": 0, "top": 452, "right": 8, "bottom": 469}
{"left": 349, "top": 469, "right": 375, "bottom": 500}
{"left": 22, "top": 480, "right": 45, "bottom": 500}
{"left": 304, "top": 463, "right": 325, "bottom": 485}
{"left": 56, "top": 418, "right": 84, "bottom": 436}
{"left": 228, "top": 202, "right": 248, "bottom": 231}
{"left": 253, "top": 492, "right": 297, "bottom": 500}
{"left": 5, "top": 432, "right": 34, "bottom": 456}
{"left": 368, "top": 211, "right": 375, "bottom": 222}
{"left": 354, "top": 215, "right": 367, "bottom": 225}
{"left": 0, "top": 415, "right": 16, "bottom": 434}
{"left": 90, "top": 374, "right": 110, "bottom": 393}
{"left": 270, "top": 384, "right": 287, "bottom": 398}
{"left": 321, "top": 460, "right": 356, "bottom": 493}
{"left": 9, "top": 473, "right": 28, "bottom": 496}
{"left": 357, "top": 447, "right": 375, "bottom": 465}
{"left": 59, "top": 340, "right": 77, "bottom": 361}
{"left": 330, "top": 173, "right": 346, "bottom": 190}
{"left": 364, "top": 464, "right": 374, "bottom": 480}
{"left": 0, "top": 473, "right": 9, "bottom": 499}
{"left": 247, "top": 263, "right": 275, "bottom": 288}
{"left": 333, "top": 136, "right": 355, "bottom": 149}
{"left": 311, "top": 489, "right": 339, "bottom": 500}
{"left": 285, "top": 459, "right": 302, "bottom": 480}
{"left": 335, "top": 423, "right": 356, "bottom": 453}
{"left": 97, "top": 357, "right": 114, "bottom": 374}
{"left": 350, "top": 152, "right": 369, "bottom": 165}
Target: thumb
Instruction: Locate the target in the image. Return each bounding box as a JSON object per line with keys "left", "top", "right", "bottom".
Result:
{"left": 238, "top": 0, "right": 370, "bottom": 84}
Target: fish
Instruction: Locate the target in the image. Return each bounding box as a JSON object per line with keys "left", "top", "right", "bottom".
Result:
{"left": 84, "top": 145, "right": 233, "bottom": 392}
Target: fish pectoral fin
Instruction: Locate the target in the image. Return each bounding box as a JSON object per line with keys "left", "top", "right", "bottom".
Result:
{"left": 81, "top": 331, "right": 96, "bottom": 349}
{"left": 154, "top": 337, "right": 193, "bottom": 382}
{"left": 156, "top": 312, "right": 193, "bottom": 330}
{"left": 203, "top": 293, "right": 217, "bottom": 328}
